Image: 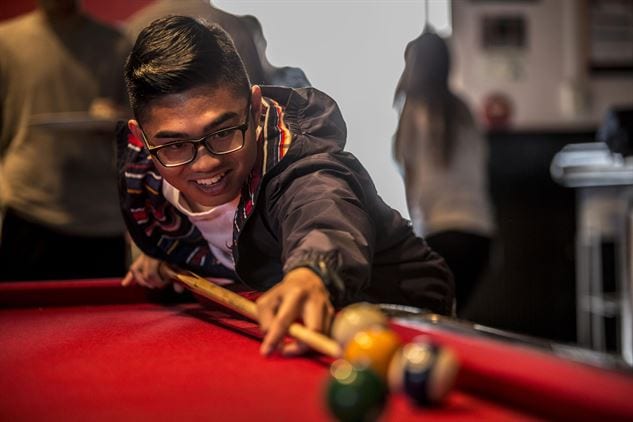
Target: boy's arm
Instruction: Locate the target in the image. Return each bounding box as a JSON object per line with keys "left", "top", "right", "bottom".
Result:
{"left": 275, "top": 160, "right": 376, "bottom": 304}
{"left": 255, "top": 158, "right": 376, "bottom": 355}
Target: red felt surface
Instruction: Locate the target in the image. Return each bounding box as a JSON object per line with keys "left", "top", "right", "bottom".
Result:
{"left": 392, "top": 322, "right": 633, "bottom": 421}
{"left": 1, "top": 279, "right": 632, "bottom": 421}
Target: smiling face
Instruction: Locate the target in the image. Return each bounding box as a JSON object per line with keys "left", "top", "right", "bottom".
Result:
{"left": 129, "top": 85, "right": 262, "bottom": 208}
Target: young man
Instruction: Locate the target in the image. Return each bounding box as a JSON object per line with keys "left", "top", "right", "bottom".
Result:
{"left": 119, "top": 16, "right": 453, "bottom": 356}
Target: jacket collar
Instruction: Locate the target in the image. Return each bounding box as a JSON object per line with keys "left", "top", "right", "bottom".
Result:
{"left": 234, "top": 96, "right": 294, "bottom": 234}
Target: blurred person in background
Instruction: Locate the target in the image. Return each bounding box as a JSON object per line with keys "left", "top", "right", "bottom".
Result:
{"left": 393, "top": 29, "right": 496, "bottom": 315}
{"left": 126, "top": 0, "right": 309, "bottom": 89}
{"left": 241, "top": 14, "right": 310, "bottom": 88}
{"left": 0, "top": 0, "right": 130, "bottom": 280}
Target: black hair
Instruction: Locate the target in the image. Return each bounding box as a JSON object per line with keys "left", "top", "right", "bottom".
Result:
{"left": 394, "top": 30, "right": 470, "bottom": 167}
{"left": 125, "top": 15, "right": 250, "bottom": 122}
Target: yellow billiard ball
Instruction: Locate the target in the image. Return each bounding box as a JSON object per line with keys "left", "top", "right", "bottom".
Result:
{"left": 343, "top": 327, "right": 402, "bottom": 380}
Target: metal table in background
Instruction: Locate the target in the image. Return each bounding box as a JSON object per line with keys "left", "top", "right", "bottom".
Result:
{"left": 552, "top": 142, "right": 633, "bottom": 365}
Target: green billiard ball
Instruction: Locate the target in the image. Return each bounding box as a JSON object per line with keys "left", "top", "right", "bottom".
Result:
{"left": 325, "top": 360, "right": 388, "bottom": 422}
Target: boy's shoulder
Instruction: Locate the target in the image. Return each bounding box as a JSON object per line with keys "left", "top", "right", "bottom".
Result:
{"left": 260, "top": 86, "right": 348, "bottom": 161}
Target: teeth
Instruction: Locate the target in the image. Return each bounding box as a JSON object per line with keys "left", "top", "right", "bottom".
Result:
{"left": 196, "top": 172, "right": 225, "bottom": 185}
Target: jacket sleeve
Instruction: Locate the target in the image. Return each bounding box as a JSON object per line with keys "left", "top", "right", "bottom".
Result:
{"left": 266, "top": 154, "right": 376, "bottom": 306}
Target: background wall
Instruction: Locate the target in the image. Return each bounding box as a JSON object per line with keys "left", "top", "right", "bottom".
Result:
{"left": 451, "top": 0, "right": 633, "bottom": 129}
{"left": 215, "top": 0, "right": 452, "bottom": 218}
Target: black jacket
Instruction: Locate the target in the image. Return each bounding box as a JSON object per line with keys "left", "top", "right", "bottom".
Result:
{"left": 117, "top": 86, "right": 454, "bottom": 314}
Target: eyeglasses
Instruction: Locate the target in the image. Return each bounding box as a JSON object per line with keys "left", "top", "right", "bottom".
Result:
{"left": 142, "top": 103, "right": 251, "bottom": 168}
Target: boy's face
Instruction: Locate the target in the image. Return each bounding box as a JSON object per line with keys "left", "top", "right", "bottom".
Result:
{"left": 129, "top": 85, "right": 261, "bottom": 208}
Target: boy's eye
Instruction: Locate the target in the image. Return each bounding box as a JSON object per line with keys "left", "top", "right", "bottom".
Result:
{"left": 165, "top": 142, "right": 189, "bottom": 151}
{"left": 208, "top": 128, "right": 235, "bottom": 140}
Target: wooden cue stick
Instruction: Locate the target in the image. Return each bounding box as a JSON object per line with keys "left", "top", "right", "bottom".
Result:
{"left": 161, "top": 265, "right": 342, "bottom": 358}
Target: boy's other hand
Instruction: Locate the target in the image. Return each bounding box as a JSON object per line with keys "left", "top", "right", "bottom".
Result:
{"left": 121, "top": 253, "right": 169, "bottom": 289}
{"left": 256, "top": 267, "right": 334, "bottom": 356}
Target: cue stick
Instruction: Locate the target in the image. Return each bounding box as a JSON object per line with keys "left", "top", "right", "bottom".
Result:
{"left": 161, "top": 265, "right": 342, "bottom": 358}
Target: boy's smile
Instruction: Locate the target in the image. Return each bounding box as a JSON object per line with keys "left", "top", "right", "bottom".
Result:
{"left": 129, "top": 85, "right": 261, "bottom": 207}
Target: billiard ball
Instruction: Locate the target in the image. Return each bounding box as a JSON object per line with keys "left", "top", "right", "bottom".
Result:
{"left": 325, "top": 359, "right": 388, "bottom": 422}
{"left": 343, "top": 327, "right": 402, "bottom": 380}
{"left": 387, "top": 338, "right": 459, "bottom": 406}
{"left": 331, "top": 302, "right": 389, "bottom": 348}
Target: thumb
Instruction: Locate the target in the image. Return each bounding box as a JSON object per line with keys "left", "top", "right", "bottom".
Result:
{"left": 121, "top": 271, "right": 135, "bottom": 287}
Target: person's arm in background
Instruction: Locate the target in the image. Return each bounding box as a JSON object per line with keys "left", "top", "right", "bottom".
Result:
{"left": 0, "top": 41, "right": 13, "bottom": 160}
{"left": 91, "top": 32, "right": 132, "bottom": 121}
{"left": 0, "top": 42, "right": 7, "bottom": 230}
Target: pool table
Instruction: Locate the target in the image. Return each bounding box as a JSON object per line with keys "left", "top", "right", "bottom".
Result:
{"left": 1, "top": 278, "right": 632, "bottom": 421}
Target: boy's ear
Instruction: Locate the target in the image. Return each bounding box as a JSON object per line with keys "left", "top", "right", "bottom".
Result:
{"left": 250, "top": 85, "right": 262, "bottom": 121}
{"left": 128, "top": 119, "right": 144, "bottom": 143}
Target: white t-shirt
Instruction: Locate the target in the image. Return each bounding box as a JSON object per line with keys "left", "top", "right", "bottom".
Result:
{"left": 162, "top": 180, "right": 238, "bottom": 285}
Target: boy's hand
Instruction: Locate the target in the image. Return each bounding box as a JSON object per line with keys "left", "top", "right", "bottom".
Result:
{"left": 121, "top": 253, "right": 169, "bottom": 289}
{"left": 256, "top": 267, "right": 334, "bottom": 356}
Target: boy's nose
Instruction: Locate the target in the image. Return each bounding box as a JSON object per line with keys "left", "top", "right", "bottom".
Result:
{"left": 189, "top": 143, "right": 222, "bottom": 171}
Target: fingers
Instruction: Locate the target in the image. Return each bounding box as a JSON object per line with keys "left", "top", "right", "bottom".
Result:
{"left": 281, "top": 295, "right": 334, "bottom": 357}
{"left": 121, "top": 254, "right": 168, "bottom": 289}
{"left": 256, "top": 268, "right": 335, "bottom": 357}
{"left": 303, "top": 293, "right": 335, "bottom": 336}
{"left": 280, "top": 341, "right": 309, "bottom": 357}
{"left": 256, "top": 291, "right": 280, "bottom": 336}
{"left": 121, "top": 271, "right": 134, "bottom": 287}
{"left": 259, "top": 289, "right": 303, "bottom": 356}
{"left": 132, "top": 266, "right": 156, "bottom": 289}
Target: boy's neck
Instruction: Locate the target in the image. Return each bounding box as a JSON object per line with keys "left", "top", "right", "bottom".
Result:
{"left": 186, "top": 197, "right": 213, "bottom": 213}
{"left": 182, "top": 193, "right": 240, "bottom": 213}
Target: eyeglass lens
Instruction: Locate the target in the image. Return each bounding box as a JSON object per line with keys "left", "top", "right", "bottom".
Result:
{"left": 156, "top": 128, "right": 245, "bottom": 166}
